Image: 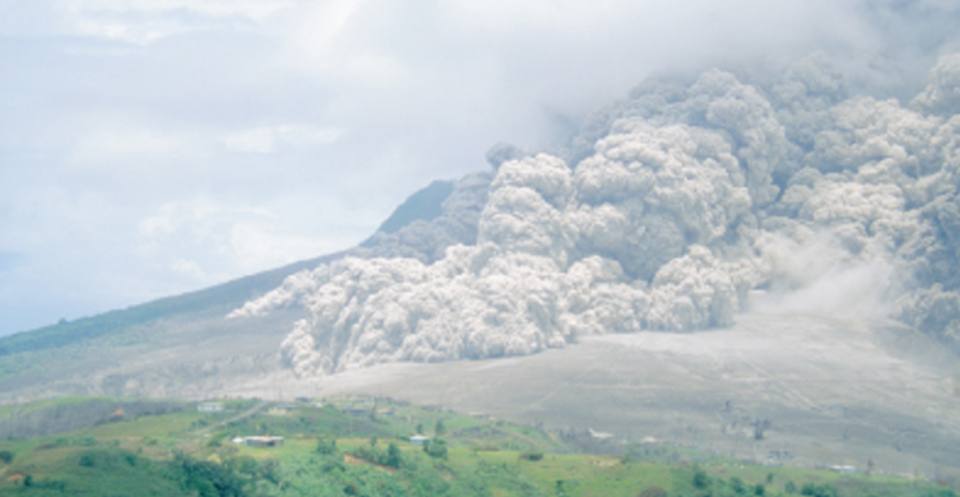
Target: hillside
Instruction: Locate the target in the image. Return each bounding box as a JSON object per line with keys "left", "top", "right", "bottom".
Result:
{"left": 0, "top": 396, "right": 955, "bottom": 497}
{"left": 0, "top": 179, "right": 461, "bottom": 402}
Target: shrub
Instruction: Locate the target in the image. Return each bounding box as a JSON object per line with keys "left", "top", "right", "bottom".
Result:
{"left": 519, "top": 451, "right": 544, "bottom": 462}
{"left": 800, "top": 483, "right": 838, "bottom": 497}
{"left": 0, "top": 450, "right": 13, "bottom": 464}
{"left": 639, "top": 486, "right": 668, "bottom": 497}
{"left": 692, "top": 468, "right": 710, "bottom": 489}
{"left": 316, "top": 437, "right": 337, "bottom": 455}
{"left": 174, "top": 453, "right": 248, "bottom": 497}
{"left": 385, "top": 443, "right": 403, "bottom": 469}
{"left": 423, "top": 438, "right": 448, "bottom": 459}
{"left": 730, "top": 477, "right": 746, "bottom": 494}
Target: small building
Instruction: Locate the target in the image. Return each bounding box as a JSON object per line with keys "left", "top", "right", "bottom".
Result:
{"left": 588, "top": 428, "right": 613, "bottom": 440}
{"left": 828, "top": 464, "right": 857, "bottom": 474}
{"left": 409, "top": 435, "right": 431, "bottom": 445}
{"left": 198, "top": 402, "right": 224, "bottom": 413}
{"left": 233, "top": 436, "right": 285, "bottom": 448}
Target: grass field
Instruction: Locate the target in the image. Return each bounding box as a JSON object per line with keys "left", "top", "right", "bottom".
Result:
{"left": 0, "top": 396, "right": 956, "bottom": 497}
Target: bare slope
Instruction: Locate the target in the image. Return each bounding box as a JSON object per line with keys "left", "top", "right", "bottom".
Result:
{"left": 225, "top": 311, "right": 960, "bottom": 476}
{"left": 0, "top": 179, "right": 461, "bottom": 401}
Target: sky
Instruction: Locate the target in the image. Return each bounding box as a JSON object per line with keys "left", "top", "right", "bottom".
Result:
{"left": 1, "top": 0, "right": 958, "bottom": 335}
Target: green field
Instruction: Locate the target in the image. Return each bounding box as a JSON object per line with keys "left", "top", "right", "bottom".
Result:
{"left": 0, "top": 397, "right": 955, "bottom": 497}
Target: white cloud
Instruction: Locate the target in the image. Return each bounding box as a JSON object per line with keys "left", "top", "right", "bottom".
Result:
{"left": 222, "top": 125, "right": 344, "bottom": 154}
{"left": 68, "top": 125, "right": 190, "bottom": 169}
{"left": 38, "top": 0, "right": 299, "bottom": 45}
{"left": 170, "top": 258, "right": 206, "bottom": 280}
{"left": 136, "top": 198, "right": 356, "bottom": 285}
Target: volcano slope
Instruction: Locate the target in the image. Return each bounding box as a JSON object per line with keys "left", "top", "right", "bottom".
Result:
{"left": 223, "top": 310, "right": 960, "bottom": 478}
{"left": 0, "top": 178, "right": 475, "bottom": 401}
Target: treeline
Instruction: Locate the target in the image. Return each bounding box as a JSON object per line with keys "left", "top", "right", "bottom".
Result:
{"left": 6, "top": 449, "right": 272, "bottom": 497}
{"left": 680, "top": 467, "right": 958, "bottom": 497}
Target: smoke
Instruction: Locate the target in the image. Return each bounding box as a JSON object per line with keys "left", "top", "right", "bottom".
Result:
{"left": 231, "top": 51, "right": 960, "bottom": 376}
{"left": 750, "top": 230, "right": 896, "bottom": 319}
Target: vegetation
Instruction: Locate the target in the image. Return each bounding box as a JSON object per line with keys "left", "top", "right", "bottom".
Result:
{"left": 0, "top": 396, "right": 955, "bottom": 497}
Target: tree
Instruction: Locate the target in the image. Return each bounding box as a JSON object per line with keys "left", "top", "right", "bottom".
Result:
{"left": 435, "top": 419, "right": 446, "bottom": 436}
{"left": 753, "top": 418, "right": 772, "bottom": 440}
{"left": 423, "top": 438, "right": 448, "bottom": 459}
{"left": 385, "top": 443, "right": 403, "bottom": 469}
{"left": 730, "top": 477, "right": 746, "bottom": 495}
{"left": 800, "top": 483, "right": 838, "bottom": 497}
{"left": 174, "top": 453, "right": 247, "bottom": 497}
{"left": 519, "top": 451, "right": 544, "bottom": 461}
{"left": 556, "top": 480, "right": 568, "bottom": 497}
{"left": 692, "top": 468, "right": 710, "bottom": 489}
{"left": 416, "top": 423, "right": 424, "bottom": 435}
{"left": 0, "top": 450, "right": 13, "bottom": 464}
{"left": 316, "top": 437, "right": 337, "bottom": 455}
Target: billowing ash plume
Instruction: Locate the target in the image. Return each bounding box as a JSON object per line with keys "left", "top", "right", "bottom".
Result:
{"left": 231, "top": 53, "right": 960, "bottom": 377}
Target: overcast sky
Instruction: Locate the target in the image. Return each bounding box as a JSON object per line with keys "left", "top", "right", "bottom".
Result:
{"left": 1, "top": 0, "right": 957, "bottom": 335}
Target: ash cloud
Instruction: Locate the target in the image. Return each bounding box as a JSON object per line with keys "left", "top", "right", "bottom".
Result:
{"left": 232, "top": 52, "right": 960, "bottom": 376}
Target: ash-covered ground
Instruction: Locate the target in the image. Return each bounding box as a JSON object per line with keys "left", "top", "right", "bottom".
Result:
{"left": 227, "top": 309, "right": 960, "bottom": 478}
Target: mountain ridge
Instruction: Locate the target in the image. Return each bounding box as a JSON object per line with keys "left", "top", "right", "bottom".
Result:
{"left": 0, "top": 178, "right": 466, "bottom": 403}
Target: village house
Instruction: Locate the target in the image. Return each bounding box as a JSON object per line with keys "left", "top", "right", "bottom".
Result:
{"left": 232, "top": 436, "right": 285, "bottom": 448}
{"left": 408, "top": 434, "right": 430, "bottom": 445}
{"left": 197, "top": 402, "right": 224, "bottom": 413}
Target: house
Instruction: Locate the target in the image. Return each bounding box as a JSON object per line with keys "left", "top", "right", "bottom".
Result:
{"left": 233, "top": 436, "right": 284, "bottom": 448}
{"left": 409, "top": 435, "right": 430, "bottom": 445}
{"left": 828, "top": 465, "right": 857, "bottom": 474}
{"left": 588, "top": 428, "right": 613, "bottom": 440}
{"left": 198, "top": 402, "right": 224, "bottom": 413}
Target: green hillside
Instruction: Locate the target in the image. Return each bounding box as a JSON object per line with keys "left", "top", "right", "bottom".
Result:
{"left": 0, "top": 397, "right": 954, "bottom": 497}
